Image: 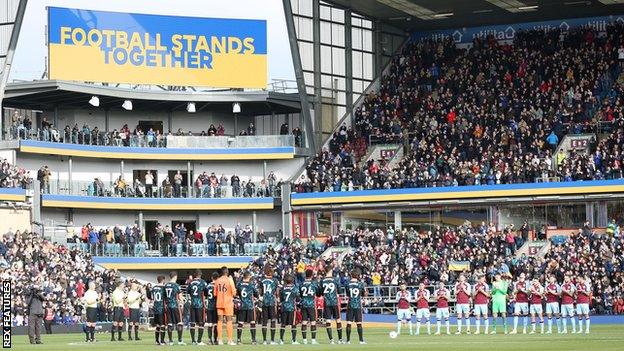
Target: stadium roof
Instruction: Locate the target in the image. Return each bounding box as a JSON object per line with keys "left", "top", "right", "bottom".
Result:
{"left": 3, "top": 80, "right": 302, "bottom": 114}
{"left": 326, "top": 0, "right": 624, "bottom": 30}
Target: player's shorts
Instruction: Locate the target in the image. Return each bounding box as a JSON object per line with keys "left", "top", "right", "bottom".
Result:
{"left": 436, "top": 307, "right": 450, "bottom": 320}
{"left": 190, "top": 307, "right": 205, "bottom": 324}
{"left": 129, "top": 308, "right": 141, "bottom": 323}
{"left": 166, "top": 306, "right": 182, "bottom": 324}
{"left": 206, "top": 309, "right": 218, "bottom": 324}
{"left": 397, "top": 308, "right": 412, "bottom": 321}
{"left": 261, "top": 306, "right": 278, "bottom": 322}
{"left": 545, "top": 302, "right": 560, "bottom": 315}
{"left": 113, "top": 306, "right": 125, "bottom": 322}
{"left": 530, "top": 304, "right": 543, "bottom": 315}
{"left": 217, "top": 306, "right": 234, "bottom": 317}
{"left": 301, "top": 307, "right": 317, "bottom": 322}
{"left": 514, "top": 302, "right": 529, "bottom": 315}
{"left": 281, "top": 310, "right": 296, "bottom": 325}
{"left": 238, "top": 309, "right": 256, "bottom": 324}
{"left": 474, "top": 304, "right": 488, "bottom": 317}
{"left": 492, "top": 299, "right": 507, "bottom": 314}
{"left": 152, "top": 313, "right": 165, "bottom": 326}
{"left": 561, "top": 304, "right": 575, "bottom": 317}
{"left": 415, "top": 308, "right": 430, "bottom": 320}
{"left": 346, "top": 308, "right": 363, "bottom": 323}
{"left": 576, "top": 303, "right": 589, "bottom": 315}
{"left": 86, "top": 307, "right": 98, "bottom": 323}
{"left": 323, "top": 305, "right": 340, "bottom": 320}
{"left": 455, "top": 304, "right": 470, "bottom": 315}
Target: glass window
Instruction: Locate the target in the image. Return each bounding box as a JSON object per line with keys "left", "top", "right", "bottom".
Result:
{"left": 546, "top": 204, "right": 586, "bottom": 228}
{"left": 297, "top": 0, "right": 313, "bottom": 17}
{"left": 320, "top": 5, "right": 331, "bottom": 20}
{"left": 320, "top": 45, "right": 332, "bottom": 73}
{"left": 363, "top": 29, "right": 373, "bottom": 52}
{"left": 296, "top": 17, "right": 313, "bottom": 41}
{"left": 331, "top": 23, "right": 345, "bottom": 47}
{"left": 332, "top": 47, "right": 345, "bottom": 76}
{"left": 320, "top": 21, "right": 331, "bottom": 44}
{"left": 606, "top": 200, "right": 624, "bottom": 224}
{"left": 352, "top": 27, "right": 362, "bottom": 50}
{"left": 363, "top": 52, "right": 373, "bottom": 80}
{"left": 331, "top": 7, "right": 344, "bottom": 23}
{"left": 353, "top": 79, "right": 363, "bottom": 94}
{"left": 352, "top": 51, "right": 363, "bottom": 78}
{"left": 299, "top": 42, "right": 314, "bottom": 71}
{"left": 304, "top": 72, "right": 314, "bottom": 87}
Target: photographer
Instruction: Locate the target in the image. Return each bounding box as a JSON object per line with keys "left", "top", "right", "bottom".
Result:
{"left": 27, "top": 285, "right": 45, "bottom": 344}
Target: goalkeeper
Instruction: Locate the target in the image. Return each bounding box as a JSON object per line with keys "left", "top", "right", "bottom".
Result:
{"left": 491, "top": 273, "right": 510, "bottom": 334}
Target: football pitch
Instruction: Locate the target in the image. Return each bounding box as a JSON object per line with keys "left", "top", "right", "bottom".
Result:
{"left": 8, "top": 325, "right": 624, "bottom": 351}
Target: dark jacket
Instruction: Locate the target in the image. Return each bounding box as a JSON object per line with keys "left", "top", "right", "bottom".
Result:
{"left": 27, "top": 289, "right": 45, "bottom": 316}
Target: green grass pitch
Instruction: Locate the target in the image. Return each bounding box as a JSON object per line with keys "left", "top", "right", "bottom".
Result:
{"left": 8, "top": 325, "right": 624, "bottom": 351}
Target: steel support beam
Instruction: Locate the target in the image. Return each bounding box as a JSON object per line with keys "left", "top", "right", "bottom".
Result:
{"left": 312, "top": 0, "right": 322, "bottom": 147}
{"left": 345, "top": 9, "right": 353, "bottom": 125}
{"left": 0, "top": 0, "right": 28, "bottom": 141}
{"left": 283, "top": 0, "right": 316, "bottom": 151}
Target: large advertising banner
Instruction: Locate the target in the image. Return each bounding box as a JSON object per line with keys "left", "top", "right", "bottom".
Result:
{"left": 48, "top": 7, "right": 267, "bottom": 88}
{"left": 412, "top": 14, "right": 624, "bottom": 46}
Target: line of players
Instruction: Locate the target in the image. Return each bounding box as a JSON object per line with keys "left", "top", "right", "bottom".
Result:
{"left": 395, "top": 272, "right": 593, "bottom": 336}
{"left": 84, "top": 265, "right": 370, "bottom": 345}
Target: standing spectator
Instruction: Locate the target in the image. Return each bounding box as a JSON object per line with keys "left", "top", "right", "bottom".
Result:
{"left": 27, "top": 285, "right": 45, "bottom": 344}
{"left": 44, "top": 302, "right": 54, "bottom": 335}
{"left": 173, "top": 171, "right": 183, "bottom": 198}
{"left": 145, "top": 171, "right": 154, "bottom": 198}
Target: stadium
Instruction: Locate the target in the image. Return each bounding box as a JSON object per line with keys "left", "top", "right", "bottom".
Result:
{"left": 1, "top": 0, "right": 624, "bottom": 350}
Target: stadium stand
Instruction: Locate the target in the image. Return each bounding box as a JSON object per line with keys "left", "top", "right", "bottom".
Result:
{"left": 245, "top": 222, "right": 624, "bottom": 315}
{"left": 0, "top": 158, "right": 31, "bottom": 189}
{"left": 297, "top": 24, "right": 624, "bottom": 192}
{"left": 1, "top": 229, "right": 146, "bottom": 326}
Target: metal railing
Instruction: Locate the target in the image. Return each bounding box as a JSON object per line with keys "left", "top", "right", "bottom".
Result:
{"left": 45, "top": 179, "right": 281, "bottom": 198}
{"left": 5, "top": 128, "right": 299, "bottom": 148}
{"left": 66, "top": 241, "right": 274, "bottom": 257}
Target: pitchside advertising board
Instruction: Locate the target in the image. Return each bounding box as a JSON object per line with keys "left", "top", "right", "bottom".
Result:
{"left": 412, "top": 14, "right": 624, "bottom": 46}
{"left": 47, "top": 7, "right": 267, "bottom": 88}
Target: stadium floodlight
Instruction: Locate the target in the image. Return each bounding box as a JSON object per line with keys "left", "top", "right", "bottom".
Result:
{"left": 232, "top": 102, "right": 241, "bottom": 114}
{"left": 187, "top": 102, "right": 196, "bottom": 113}
{"left": 122, "top": 100, "right": 133, "bottom": 110}
{"left": 88, "top": 96, "right": 100, "bottom": 107}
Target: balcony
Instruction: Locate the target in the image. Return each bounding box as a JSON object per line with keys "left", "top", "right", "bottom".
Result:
{"left": 16, "top": 133, "right": 297, "bottom": 160}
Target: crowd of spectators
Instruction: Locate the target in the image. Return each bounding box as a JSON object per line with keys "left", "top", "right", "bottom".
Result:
{"left": 60, "top": 171, "right": 283, "bottom": 199}
{"left": 0, "top": 158, "right": 31, "bottom": 189}
{"left": 247, "top": 219, "right": 624, "bottom": 315}
{"left": 297, "top": 24, "right": 624, "bottom": 192}
{"left": 9, "top": 114, "right": 304, "bottom": 148}
{"left": 2, "top": 215, "right": 624, "bottom": 327}
{"left": 0, "top": 229, "right": 148, "bottom": 326}
{"left": 67, "top": 222, "right": 270, "bottom": 257}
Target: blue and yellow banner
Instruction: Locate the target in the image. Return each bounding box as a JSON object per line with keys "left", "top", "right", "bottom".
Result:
{"left": 48, "top": 7, "right": 267, "bottom": 88}
{"left": 291, "top": 179, "right": 624, "bottom": 206}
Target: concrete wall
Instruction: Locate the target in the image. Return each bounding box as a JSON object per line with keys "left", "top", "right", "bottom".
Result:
{"left": 0, "top": 208, "right": 31, "bottom": 233}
